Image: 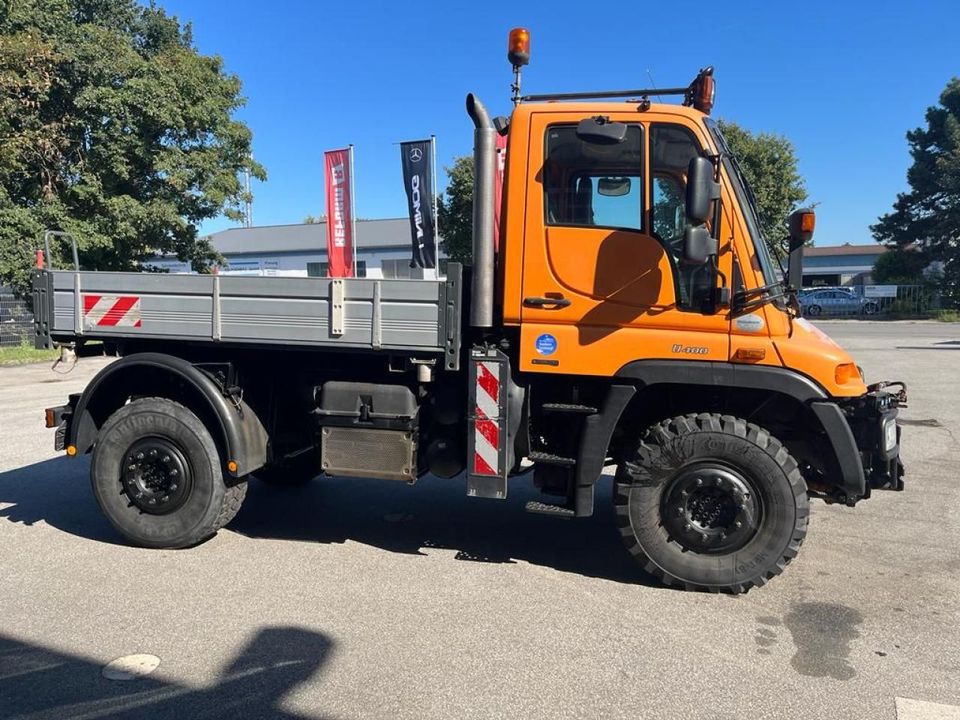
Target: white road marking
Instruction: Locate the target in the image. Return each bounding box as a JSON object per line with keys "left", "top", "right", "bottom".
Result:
{"left": 897, "top": 697, "right": 960, "bottom": 720}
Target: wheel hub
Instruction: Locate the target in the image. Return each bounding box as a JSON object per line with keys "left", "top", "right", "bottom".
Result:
{"left": 661, "top": 464, "right": 761, "bottom": 554}
{"left": 121, "top": 437, "right": 192, "bottom": 515}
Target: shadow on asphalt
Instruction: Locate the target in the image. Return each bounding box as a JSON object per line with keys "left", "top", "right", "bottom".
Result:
{"left": 0, "top": 625, "right": 334, "bottom": 719}
{"left": 0, "top": 457, "right": 651, "bottom": 586}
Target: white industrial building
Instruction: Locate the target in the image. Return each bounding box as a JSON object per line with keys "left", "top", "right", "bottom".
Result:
{"left": 149, "top": 218, "right": 440, "bottom": 279}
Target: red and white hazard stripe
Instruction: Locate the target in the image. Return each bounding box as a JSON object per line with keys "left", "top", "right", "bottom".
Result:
{"left": 83, "top": 294, "right": 142, "bottom": 328}
{"left": 473, "top": 360, "right": 500, "bottom": 476}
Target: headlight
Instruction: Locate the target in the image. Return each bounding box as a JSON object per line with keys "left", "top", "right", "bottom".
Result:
{"left": 883, "top": 418, "right": 898, "bottom": 452}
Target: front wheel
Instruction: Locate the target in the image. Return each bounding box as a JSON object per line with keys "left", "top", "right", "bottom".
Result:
{"left": 614, "top": 413, "right": 808, "bottom": 593}
{"left": 91, "top": 397, "right": 247, "bottom": 548}
{"left": 805, "top": 304, "right": 822, "bottom": 317}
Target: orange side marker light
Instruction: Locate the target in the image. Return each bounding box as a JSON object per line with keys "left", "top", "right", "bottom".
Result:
{"left": 734, "top": 347, "right": 766, "bottom": 362}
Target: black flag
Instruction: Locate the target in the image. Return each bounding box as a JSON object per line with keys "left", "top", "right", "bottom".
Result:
{"left": 400, "top": 140, "right": 436, "bottom": 269}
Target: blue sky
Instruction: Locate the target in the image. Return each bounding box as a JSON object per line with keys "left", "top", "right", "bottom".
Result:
{"left": 159, "top": 0, "right": 959, "bottom": 247}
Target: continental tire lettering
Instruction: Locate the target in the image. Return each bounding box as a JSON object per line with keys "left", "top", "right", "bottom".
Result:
{"left": 671, "top": 344, "right": 710, "bottom": 355}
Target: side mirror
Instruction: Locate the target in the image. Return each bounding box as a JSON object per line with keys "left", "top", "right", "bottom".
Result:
{"left": 682, "top": 225, "right": 717, "bottom": 265}
{"left": 685, "top": 156, "right": 720, "bottom": 224}
{"left": 786, "top": 208, "right": 815, "bottom": 288}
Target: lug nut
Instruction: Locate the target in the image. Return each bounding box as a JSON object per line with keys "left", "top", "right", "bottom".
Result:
{"left": 735, "top": 520, "right": 742, "bottom": 528}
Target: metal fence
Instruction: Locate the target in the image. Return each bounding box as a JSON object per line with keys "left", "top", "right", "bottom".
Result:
{"left": 0, "top": 289, "right": 33, "bottom": 348}
{"left": 799, "top": 284, "right": 939, "bottom": 319}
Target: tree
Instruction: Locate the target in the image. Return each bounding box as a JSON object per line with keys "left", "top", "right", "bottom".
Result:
{"left": 303, "top": 215, "right": 326, "bottom": 224}
{"left": 872, "top": 78, "right": 960, "bottom": 308}
{"left": 872, "top": 248, "right": 930, "bottom": 285}
{"left": 437, "top": 155, "right": 473, "bottom": 264}
{"left": 716, "top": 120, "right": 809, "bottom": 257}
{"left": 0, "top": 0, "right": 264, "bottom": 297}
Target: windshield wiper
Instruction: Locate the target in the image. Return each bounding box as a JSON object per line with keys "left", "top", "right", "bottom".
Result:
{"left": 734, "top": 281, "right": 799, "bottom": 315}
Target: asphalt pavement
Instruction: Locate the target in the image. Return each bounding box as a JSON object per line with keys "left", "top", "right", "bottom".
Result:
{"left": 1, "top": 322, "right": 959, "bottom": 719}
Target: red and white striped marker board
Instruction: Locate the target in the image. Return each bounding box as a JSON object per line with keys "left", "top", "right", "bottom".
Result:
{"left": 83, "top": 294, "right": 142, "bottom": 329}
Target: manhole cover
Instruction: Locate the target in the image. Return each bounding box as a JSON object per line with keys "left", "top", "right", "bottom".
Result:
{"left": 102, "top": 654, "right": 161, "bottom": 681}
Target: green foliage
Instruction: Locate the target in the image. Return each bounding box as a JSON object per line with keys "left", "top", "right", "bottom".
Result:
{"left": 0, "top": 337, "right": 57, "bottom": 366}
{"left": 872, "top": 77, "right": 960, "bottom": 308}
{"left": 716, "top": 120, "right": 808, "bottom": 257}
{"left": 0, "top": 0, "right": 264, "bottom": 297}
{"left": 871, "top": 248, "right": 930, "bottom": 285}
{"left": 437, "top": 155, "right": 474, "bottom": 264}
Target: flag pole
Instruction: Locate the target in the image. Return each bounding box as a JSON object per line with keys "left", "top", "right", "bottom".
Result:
{"left": 348, "top": 144, "right": 357, "bottom": 277}
{"left": 431, "top": 134, "right": 438, "bottom": 279}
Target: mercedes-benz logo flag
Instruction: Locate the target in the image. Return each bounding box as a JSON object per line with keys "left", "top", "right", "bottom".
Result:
{"left": 400, "top": 139, "right": 436, "bottom": 269}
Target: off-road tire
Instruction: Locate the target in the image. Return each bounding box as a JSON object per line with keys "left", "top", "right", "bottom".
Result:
{"left": 614, "top": 413, "right": 808, "bottom": 593}
{"left": 91, "top": 397, "right": 247, "bottom": 548}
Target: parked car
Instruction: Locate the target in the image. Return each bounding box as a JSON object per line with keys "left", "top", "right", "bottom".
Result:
{"left": 799, "top": 288, "right": 879, "bottom": 316}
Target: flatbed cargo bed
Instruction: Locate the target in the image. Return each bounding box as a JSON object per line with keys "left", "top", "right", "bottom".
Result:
{"left": 33, "top": 267, "right": 462, "bottom": 367}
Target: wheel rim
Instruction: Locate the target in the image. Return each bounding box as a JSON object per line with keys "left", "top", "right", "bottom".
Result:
{"left": 807, "top": 305, "right": 821, "bottom": 316}
{"left": 660, "top": 462, "right": 761, "bottom": 554}
{"left": 121, "top": 437, "right": 193, "bottom": 515}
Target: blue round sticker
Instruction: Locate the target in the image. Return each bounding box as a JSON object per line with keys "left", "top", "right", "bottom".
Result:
{"left": 535, "top": 333, "right": 557, "bottom": 356}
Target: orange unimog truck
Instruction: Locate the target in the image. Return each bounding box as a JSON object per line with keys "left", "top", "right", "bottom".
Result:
{"left": 38, "top": 29, "right": 904, "bottom": 592}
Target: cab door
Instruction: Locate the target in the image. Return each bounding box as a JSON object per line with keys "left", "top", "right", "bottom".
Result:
{"left": 518, "top": 111, "right": 732, "bottom": 377}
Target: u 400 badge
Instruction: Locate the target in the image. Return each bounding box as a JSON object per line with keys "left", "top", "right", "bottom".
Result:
{"left": 672, "top": 344, "right": 709, "bottom": 355}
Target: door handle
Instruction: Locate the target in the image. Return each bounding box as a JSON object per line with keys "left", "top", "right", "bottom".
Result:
{"left": 524, "top": 295, "right": 571, "bottom": 309}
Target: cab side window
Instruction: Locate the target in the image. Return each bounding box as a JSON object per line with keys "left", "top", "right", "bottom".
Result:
{"left": 544, "top": 125, "right": 644, "bottom": 231}
{"left": 651, "top": 124, "right": 715, "bottom": 312}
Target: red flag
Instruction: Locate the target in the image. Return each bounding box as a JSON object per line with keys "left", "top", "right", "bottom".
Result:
{"left": 493, "top": 133, "right": 508, "bottom": 253}
{"left": 324, "top": 148, "right": 354, "bottom": 277}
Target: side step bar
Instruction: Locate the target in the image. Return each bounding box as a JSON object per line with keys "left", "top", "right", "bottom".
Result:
{"left": 528, "top": 450, "right": 576, "bottom": 467}
{"left": 524, "top": 500, "right": 575, "bottom": 519}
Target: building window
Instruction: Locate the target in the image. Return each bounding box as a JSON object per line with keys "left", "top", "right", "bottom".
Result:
{"left": 382, "top": 259, "right": 424, "bottom": 279}
{"left": 307, "top": 262, "right": 328, "bottom": 277}
{"left": 307, "top": 261, "right": 366, "bottom": 278}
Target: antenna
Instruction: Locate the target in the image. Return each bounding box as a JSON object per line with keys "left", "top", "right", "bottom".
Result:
{"left": 646, "top": 69, "right": 663, "bottom": 103}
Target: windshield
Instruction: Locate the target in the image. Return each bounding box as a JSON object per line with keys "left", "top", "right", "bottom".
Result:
{"left": 704, "top": 119, "right": 781, "bottom": 287}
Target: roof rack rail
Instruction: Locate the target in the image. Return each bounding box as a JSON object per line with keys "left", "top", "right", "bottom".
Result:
{"left": 521, "top": 67, "right": 716, "bottom": 114}
{"left": 521, "top": 86, "right": 688, "bottom": 102}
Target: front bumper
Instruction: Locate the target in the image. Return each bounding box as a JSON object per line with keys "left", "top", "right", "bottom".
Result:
{"left": 840, "top": 382, "right": 906, "bottom": 493}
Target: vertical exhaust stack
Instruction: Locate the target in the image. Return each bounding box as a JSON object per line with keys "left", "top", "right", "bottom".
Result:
{"left": 466, "top": 93, "right": 495, "bottom": 329}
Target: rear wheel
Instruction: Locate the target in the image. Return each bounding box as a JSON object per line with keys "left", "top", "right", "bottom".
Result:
{"left": 805, "top": 304, "right": 822, "bottom": 316}
{"left": 863, "top": 302, "right": 879, "bottom": 315}
{"left": 614, "top": 413, "right": 808, "bottom": 593}
{"left": 91, "top": 397, "right": 246, "bottom": 548}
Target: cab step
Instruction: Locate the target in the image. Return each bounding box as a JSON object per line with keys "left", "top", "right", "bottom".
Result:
{"left": 524, "top": 500, "right": 576, "bottom": 518}
{"left": 527, "top": 451, "right": 576, "bottom": 467}
{"left": 540, "top": 403, "right": 598, "bottom": 415}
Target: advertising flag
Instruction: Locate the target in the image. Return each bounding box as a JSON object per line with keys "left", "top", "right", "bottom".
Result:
{"left": 400, "top": 140, "right": 437, "bottom": 269}
{"left": 324, "top": 148, "right": 354, "bottom": 277}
